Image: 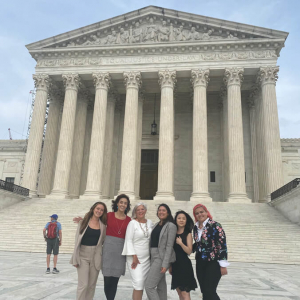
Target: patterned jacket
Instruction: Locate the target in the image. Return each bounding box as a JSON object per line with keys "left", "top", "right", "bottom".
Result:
{"left": 193, "top": 219, "right": 228, "bottom": 262}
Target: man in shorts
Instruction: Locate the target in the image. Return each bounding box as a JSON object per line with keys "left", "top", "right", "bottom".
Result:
{"left": 43, "top": 214, "right": 62, "bottom": 274}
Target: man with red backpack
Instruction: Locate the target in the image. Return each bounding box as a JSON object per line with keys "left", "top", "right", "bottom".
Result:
{"left": 43, "top": 214, "right": 62, "bottom": 274}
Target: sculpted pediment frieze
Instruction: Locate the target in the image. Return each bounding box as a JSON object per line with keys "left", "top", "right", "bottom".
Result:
{"left": 61, "top": 19, "right": 242, "bottom": 48}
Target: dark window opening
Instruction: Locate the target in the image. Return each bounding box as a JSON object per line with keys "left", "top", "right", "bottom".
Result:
{"left": 210, "top": 171, "right": 216, "bottom": 183}
{"left": 5, "top": 177, "right": 15, "bottom": 184}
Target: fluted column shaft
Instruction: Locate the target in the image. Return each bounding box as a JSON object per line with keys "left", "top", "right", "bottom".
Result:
{"left": 102, "top": 93, "right": 116, "bottom": 199}
{"left": 82, "top": 73, "right": 111, "bottom": 199}
{"left": 248, "top": 97, "right": 259, "bottom": 202}
{"left": 68, "top": 90, "right": 89, "bottom": 198}
{"left": 79, "top": 104, "right": 94, "bottom": 195}
{"left": 190, "top": 69, "right": 211, "bottom": 202}
{"left": 50, "top": 74, "right": 80, "bottom": 197}
{"left": 134, "top": 93, "right": 144, "bottom": 200}
{"left": 224, "top": 68, "right": 250, "bottom": 202}
{"left": 22, "top": 74, "right": 51, "bottom": 196}
{"left": 119, "top": 72, "right": 142, "bottom": 199}
{"left": 38, "top": 88, "right": 63, "bottom": 196}
{"left": 258, "top": 66, "right": 284, "bottom": 200}
{"left": 154, "top": 70, "right": 176, "bottom": 201}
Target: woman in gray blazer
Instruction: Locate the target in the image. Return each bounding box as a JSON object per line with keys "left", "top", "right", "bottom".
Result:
{"left": 70, "top": 202, "right": 107, "bottom": 300}
{"left": 145, "top": 204, "right": 177, "bottom": 300}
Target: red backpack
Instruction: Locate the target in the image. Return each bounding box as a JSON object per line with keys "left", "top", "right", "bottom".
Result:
{"left": 47, "top": 221, "right": 58, "bottom": 239}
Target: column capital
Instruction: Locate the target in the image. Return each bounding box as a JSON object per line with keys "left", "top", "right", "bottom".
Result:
{"left": 124, "top": 71, "right": 142, "bottom": 90}
{"left": 158, "top": 70, "right": 176, "bottom": 89}
{"left": 191, "top": 69, "right": 210, "bottom": 88}
{"left": 33, "top": 74, "right": 52, "bottom": 92}
{"left": 224, "top": 67, "right": 244, "bottom": 87}
{"left": 93, "top": 72, "right": 111, "bottom": 91}
{"left": 62, "top": 73, "right": 81, "bottom": 91}
{"left": 108, "top": 90, "right": 117, "bottom": 104}
{"left": 248, "top": 84, "right": 260, "bottom": 109}
{"left": 257, "top": 66, "right": 279, "bottom": 86}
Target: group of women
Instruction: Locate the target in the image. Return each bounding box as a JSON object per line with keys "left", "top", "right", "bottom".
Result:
{"left": 70, "top": 194, "right": 228, "bottom": 300}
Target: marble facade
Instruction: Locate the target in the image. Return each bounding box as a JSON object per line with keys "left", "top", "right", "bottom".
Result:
{"left": 20, "top": 6, "right": 291, "bottom": 202}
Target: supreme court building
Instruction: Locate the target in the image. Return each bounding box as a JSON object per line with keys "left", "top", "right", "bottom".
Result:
{"left": 21, "top": 6, "right": 289, "bottom": 202}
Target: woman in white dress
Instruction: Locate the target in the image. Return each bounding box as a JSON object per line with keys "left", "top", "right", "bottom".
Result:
{"left": 122, "top": 202, "right": 153, "bottom": 300}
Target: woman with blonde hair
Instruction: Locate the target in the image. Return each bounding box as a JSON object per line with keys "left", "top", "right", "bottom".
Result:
{"left": 122, "top": 202, "right": 153, "bottom": 300}
{"left": 70, "top": 202, "right": 107, "bottom": 300}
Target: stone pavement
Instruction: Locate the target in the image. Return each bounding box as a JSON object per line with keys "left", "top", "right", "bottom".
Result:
{"left": 0, "top": 251, "right": 300, "bottom": 300}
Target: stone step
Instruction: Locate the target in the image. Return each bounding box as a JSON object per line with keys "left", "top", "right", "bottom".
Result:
{"left": 1, "top": 198, "right": 300, "bottom": 264}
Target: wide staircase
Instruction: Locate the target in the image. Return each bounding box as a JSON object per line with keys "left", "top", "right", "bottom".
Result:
{"left": 1, "top": 198, "right": 300, "bottom": 264}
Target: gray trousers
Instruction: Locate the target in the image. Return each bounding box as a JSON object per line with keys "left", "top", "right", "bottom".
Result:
{"left": 145, "top": 248, "right": 168, "bottom": 300}
{"left": 77, "top": 245, "right": 100, "bottom": 300}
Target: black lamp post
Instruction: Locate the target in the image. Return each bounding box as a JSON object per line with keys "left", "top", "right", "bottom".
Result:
{"left": 151, "top": 94, "right": 157, "bottom": 135}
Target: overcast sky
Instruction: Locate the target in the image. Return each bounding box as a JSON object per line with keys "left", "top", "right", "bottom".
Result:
{"left": 0, "top": 0, "right": 299, "bottom": 140}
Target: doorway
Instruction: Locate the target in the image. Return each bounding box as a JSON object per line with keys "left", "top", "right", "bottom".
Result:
{"left": 139, "top": 149, "right": 158, "bottom": 200}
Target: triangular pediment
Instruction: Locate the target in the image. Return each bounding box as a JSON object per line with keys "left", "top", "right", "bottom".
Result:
{"left": 26, "top": 6, "right": 288, "bottom": 52}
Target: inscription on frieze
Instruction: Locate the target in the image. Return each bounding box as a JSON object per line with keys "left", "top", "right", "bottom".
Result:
{"left": 36, "top": 50, "right": 277, "bottom": 68}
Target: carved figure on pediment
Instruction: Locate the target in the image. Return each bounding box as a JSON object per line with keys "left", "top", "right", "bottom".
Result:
{"left": 201, "top": 29, "right": 213, "bottom": 40}
{"left": 67, "top": 41, "right": 76, "bottom": 47}
{"left": 83, "top": 35, "right": 101, "bottom": 46}
{"left": 174, "top": 26, "right": 185, "bottom": 41}
{"left": 185, "top": 27, "right": 201, "bottom": 41}
{"left": 118, "top": 28, "right": 129, "bottom": 44}
{"left": 144, "top": 18, "right": 158, "bottom": 42}
{"left": 157, "top": 21, "right": 169, "bottom": 42}
{"left": 130, "top": 22, "right": 144, "bottom": 43}
{"left": 105, "top": 31, "right": 117, "bottom": 44}
{"left": 227, "top": 34, "right": 238, "bottom": 40}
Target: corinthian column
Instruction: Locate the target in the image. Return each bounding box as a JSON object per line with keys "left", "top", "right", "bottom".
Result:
{"left": 82, "top": 73, "right": 111, "bottom": 199}
{"left": 154, "top": 70, "right": 176, "bottom": 201}
{"left": 119, "top": 72, "right": 142, "bottom": 199}
{"left": 38, "top": 87, "right": 63, "bottom": 197}
{"left": 248, "top": 90, "right": 259, "bottom": 203}
{"left": 257, "top": 66, "right": 283, "bottom": 200}
{"left": 50, "top": 74, "right": 81, "bottom": 198}
{"left": 68, "top": 89, "right": 90, "bottom": 198}
{"left": 22, "top": 74, "right": 52, "bottom": 196}
{"left": 224, "top": 68, "right": 250, "bottom": 202}
{"left": 190, "top": 69, "right": 212, "bottom": 202}
{"left": 102, "top": 91, "right": 117, "bottom": 199}
{"left": 135, "top": 91, "right": 144, "bottom": 200}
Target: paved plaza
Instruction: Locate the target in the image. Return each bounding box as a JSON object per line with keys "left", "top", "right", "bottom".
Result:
{"left": 0, "top": 251, "right": 299, "bottom": 300}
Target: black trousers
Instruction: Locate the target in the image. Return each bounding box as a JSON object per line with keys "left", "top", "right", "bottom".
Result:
{"left": 104, "top": 276, "right": 119, "bottom": 300}
{"left": 196, "top": 257, "right": 221, "bottom": 300}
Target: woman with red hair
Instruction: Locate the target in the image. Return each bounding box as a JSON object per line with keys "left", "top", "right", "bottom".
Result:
{"left": 192, "top": 204, "right": 229, "bottom": 300}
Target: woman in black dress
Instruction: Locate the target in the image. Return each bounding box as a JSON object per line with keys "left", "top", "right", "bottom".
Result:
{"left": 169, "top": 210, "right": 197, "bottom": 300}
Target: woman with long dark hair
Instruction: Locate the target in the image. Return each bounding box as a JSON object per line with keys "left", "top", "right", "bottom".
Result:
{"left": 70, "top": 202, "right": 107, "bottom": 300}
{"left": 193, "top": 204, "right": 229, "bottom": 300}
{"left": 74, "top": 194, "right": 131, "bottom": 300}
{"left": 144, "top": 203, "right": 177, "bottom": 300}
{"left": 170, "top": 210, "right": 197, "bottom": 300}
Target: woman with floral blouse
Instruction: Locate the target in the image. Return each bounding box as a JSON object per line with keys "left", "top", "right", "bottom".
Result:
{"left": 192, "top": 204, "right": 229, "bottom": 300}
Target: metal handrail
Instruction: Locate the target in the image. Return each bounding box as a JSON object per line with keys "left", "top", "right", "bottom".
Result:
{"left": 271, "top": 178, "right": 300, "bottom": 201}
{"left": 0, "top": 179, "right": 29, "bottom": 197}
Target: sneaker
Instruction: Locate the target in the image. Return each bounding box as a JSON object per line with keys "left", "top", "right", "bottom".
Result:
{"left": 45, "top": 268, "right": 50, "bottom": 274}
{"left": 52, "top": 268, "right": 60, "bottom": 274}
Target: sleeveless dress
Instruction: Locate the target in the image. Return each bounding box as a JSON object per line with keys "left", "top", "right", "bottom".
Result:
{"left": 171, "top": 232, "right": 197, "bottom": 292}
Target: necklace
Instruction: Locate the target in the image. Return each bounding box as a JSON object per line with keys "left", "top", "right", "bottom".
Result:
{"left": 115, "top": 216, "right": 126, "bottom": 235}
{"left": 138, "top": 220, "right": 149, "bottom": 238}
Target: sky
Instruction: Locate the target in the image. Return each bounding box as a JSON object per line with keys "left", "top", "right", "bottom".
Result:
{"left": 0, "top": 0, "right": 299, "bottom": 140}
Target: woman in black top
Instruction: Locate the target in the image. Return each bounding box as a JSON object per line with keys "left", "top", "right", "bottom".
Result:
{"left": 70, "top": 202, "right": 107, "bottom": 300}
{"left": 169, "top": 210, "right": 197, "bottom": 300}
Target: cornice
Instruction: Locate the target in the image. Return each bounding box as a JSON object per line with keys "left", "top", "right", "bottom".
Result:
{"left": 29, "top": 38, "right": 285, "bottom": 62}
